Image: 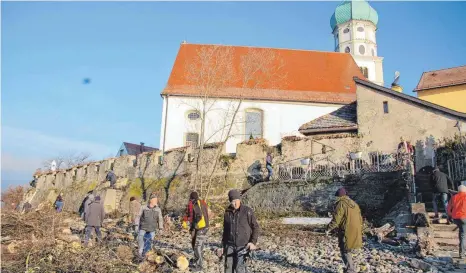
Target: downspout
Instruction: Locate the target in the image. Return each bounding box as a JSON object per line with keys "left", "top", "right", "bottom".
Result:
{"left": 162, "top": 95, "right": 169, "bottom": 156}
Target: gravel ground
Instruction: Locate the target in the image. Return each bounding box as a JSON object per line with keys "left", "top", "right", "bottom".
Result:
{"left": 152, "top": 223, "right": 465, "bottom": 273}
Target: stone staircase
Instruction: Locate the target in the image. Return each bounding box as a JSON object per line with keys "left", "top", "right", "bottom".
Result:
{"left": 427, "top": 212, "right": 460, "bottom": 256}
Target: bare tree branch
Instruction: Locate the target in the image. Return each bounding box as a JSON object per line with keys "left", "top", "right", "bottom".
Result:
{"left": 42, "top": 152, "right": 92, "bottom": 171}
{"left": 182, "top": 45, "right": 286, "bottom": 198}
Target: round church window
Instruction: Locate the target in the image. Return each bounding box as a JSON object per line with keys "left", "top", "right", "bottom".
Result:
{"left": 345, "top": 47, "right": 350, "bottom": 53}
{"left": 357, "top": 27, "right": 364, "bottom": 32}
{"left": 359, "top": 45, "right": 365, "bottom": 55}
{"left": 343, "top": 28, "right": 350, "bottom": 34}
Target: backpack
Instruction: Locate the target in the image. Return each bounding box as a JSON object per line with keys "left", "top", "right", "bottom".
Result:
{"left": 194, "top": 200, "right": 206, "bottom": 230}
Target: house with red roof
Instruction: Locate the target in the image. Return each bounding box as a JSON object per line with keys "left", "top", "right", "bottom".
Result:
{"left": 414, "top": 65, "right": 466, "bottom": 113}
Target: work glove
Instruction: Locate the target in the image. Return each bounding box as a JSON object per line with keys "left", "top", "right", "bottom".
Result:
{"left": 246, "top": 242, "right": 257, "bottom": 250}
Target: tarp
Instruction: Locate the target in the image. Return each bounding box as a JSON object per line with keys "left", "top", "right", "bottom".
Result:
{"left": 282, "top": 217, "right": 332, "bottom": 225}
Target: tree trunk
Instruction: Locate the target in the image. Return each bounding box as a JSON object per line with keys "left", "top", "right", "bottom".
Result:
{"left": 204, "top": 100, "right": 243, "bottom": 200}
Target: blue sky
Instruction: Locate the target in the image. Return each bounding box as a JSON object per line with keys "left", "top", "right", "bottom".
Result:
{"left": 2, "top": 1, "right": 466, "bottom": 188}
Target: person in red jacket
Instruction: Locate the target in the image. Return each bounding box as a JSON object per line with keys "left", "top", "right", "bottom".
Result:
{"left": 447, "top": 185, "right": 466, "bottom": 259}
{"left": 185, "top": 191, "right": 209, "bottom": 272}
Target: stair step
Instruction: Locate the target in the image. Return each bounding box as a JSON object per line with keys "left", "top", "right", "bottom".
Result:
{"left": 432, "top": 224, "right": 459, "bottom": 232}
{"left": 435, "top": 244, "right": 460, "bottom": 252}
{"left": 431, "top": 219, "right": 450, "bottom": 224}
{"left": 434, "top": 230, "right": 459, "bottom": 239}
{"left": 434, "top": 237, "right": 459, "bottom": 246}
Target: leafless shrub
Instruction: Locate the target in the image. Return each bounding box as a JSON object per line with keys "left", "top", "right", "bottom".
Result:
{"left": 1, "top": 209, "right": 137, "bottom": 273}
{"left": 1, "top": 186, "right": 25, "bottom": 211}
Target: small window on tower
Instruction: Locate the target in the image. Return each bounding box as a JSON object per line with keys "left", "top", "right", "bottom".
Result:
{"left": 357, "top": 27, "right": 364, "bottom": 32}
{"left": 383, "top": 101, "right": 389, "bottom": 114}
{"left": 343, "top": 28, "right": 350, "bottom": 34}
{"left": 359, "top": 67, "right": 369, "bottom": 78}
{"left": 345, "top": 47, "right": 350, "bottom": 53}
{"left": 372, "top": 49, "right": 375, "bottom": 56}
{"left": 359, "top": 45, "right": 365, "bottom": 55}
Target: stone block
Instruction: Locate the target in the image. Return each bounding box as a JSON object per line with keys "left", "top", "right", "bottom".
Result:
{"left": 46, "top": 190, "right": 59, "bottom": 204}
{"left": 410, "top": 203, "right": 426, "bottom": 214}
{"left": 103, "top": 189, "right": 118, "bottom": 213}
{"left": 117, "top": 178, "right": 130, "bottom": 188}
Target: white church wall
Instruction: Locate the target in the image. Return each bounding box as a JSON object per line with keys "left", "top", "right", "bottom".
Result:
{"left": 353, "top": 57, "right": 376, "bottom": 82}
{"left": 160, "top": 96, "right": 343, "bottom": 153}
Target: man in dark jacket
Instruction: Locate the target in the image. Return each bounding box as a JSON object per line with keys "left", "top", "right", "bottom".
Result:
{"left": 84, "top": 196, "right": 105, "bottom": 246}
{"left": 431, "top": 166, "right": 454, "bottom": 220}
{"left": 219, "top": 189, "right": 260, "bottom": 273}
{"left": 326, "top": 188, "right": 363, "bottom": 273}
{"left": 79, "top": 191, "right": 94, "bottom": 219}
{"left": 104, "top": 170, "right": 117, "bottom": 189}
{"left": 135, "top": 193, "right": 164, "bottom": 258}
{"left": 185, "top": 191, "right": 209, "bottom": 271}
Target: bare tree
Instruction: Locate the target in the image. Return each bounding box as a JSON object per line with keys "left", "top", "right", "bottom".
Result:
{"left": 1, "top": 185, "right": 25, "bottom": 210}
{"left": 182, "top": 45, "right": 286, "bottom": 198}
{"left": 42, "top": 152, "right": 91, "bottom": 171}
{"left": 183, "top": 45, "right": 236, "bottom": 192}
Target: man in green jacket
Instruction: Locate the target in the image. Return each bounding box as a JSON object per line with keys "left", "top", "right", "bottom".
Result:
{"left": 326, "top": 188, "right": 363, "bottom": 273}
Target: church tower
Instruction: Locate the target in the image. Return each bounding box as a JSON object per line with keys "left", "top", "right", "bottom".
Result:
{"left": 331, "top": 0, "right": 384, "bottom": 86}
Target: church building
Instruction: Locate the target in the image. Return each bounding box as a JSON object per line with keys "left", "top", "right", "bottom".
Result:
{"left": 159, "top": 0, "right": 385, "bottom": 153}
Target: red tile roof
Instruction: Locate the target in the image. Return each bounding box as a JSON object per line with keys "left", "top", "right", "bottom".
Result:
{"left": 162, "top": 43, "right": 365, "bottom": 104}
{"left": 415, "top": 65, "right": 466, "bottom": 92}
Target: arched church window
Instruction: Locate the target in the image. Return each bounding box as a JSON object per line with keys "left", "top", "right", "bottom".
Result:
{"left": 357, "top": 27, "right": 364, "bottom": 32}
{"left": 345, "top": 47, "right": 350, "bottom": 53}
{"left": 359, "top": 45, "right": 365, "bottom": 55}
{"left": 343, "top": 28, "right": 350, "bottom": 34}
{"left": 372, "top": 49, "right": 375, "bottom": 56}
{"left": 245, "top": 109, "right": 263, "bottom": 139}
{"left": 359, "top": 67, "right": 369, "bottom": 78}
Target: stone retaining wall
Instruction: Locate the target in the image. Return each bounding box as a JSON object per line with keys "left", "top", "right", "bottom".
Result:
{"left": 243, "top": 171, "right": 408, "bottom": 221}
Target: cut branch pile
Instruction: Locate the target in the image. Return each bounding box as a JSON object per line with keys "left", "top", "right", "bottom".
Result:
{"left": 1, "top": 209, "right": 137, "bottom": 273}
{"left": 1, "top": 208, "right": 194, "bottom": 273}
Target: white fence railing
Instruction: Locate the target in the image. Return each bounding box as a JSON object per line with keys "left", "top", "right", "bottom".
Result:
{"left": 274, "top": 151, "right": 412, "bottom": 182}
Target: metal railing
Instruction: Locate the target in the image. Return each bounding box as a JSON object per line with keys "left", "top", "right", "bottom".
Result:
{"left": 447, "top": 153, "right": 466, "bottom": 186}
{"left": 274, "top": 151, "right": 412, "bottom": 182}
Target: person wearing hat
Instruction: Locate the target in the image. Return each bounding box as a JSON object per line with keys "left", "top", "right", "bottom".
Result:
{"left": 84, "top": 195, "right": 105, "bottom": 246}
{"left": 185, "top": 191, "right": 209, "bottom": 271}
{"left": 326, "top": 188, "right": 363, "bottom": 273}
{"left": 135, "top": 193, "right": 164, "bottom": 258}
{"left": 218, "top": 189, "right": 260, "bottom": 273}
